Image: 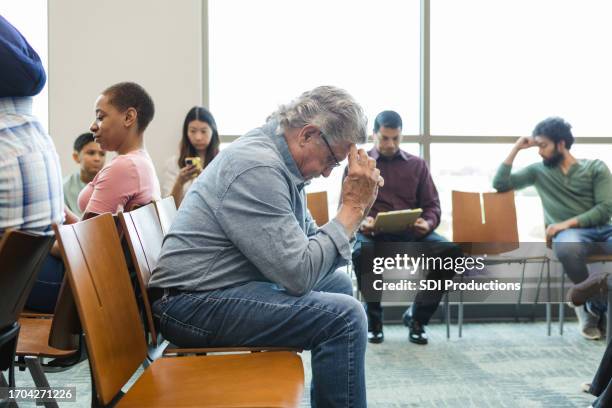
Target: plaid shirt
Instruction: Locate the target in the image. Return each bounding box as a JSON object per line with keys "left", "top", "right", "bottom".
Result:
{"left": 0, "top": 97, "right": 64, "bottom": 235}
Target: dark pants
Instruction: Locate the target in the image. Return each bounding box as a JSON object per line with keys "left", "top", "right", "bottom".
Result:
{"left": 353, "top": 230, "right": 461, "bottom": 330}
{"left": 591, "top": 340, "right": 612, "bottom": 407}
{"left": 25, "top": 253, "right": 64, "bottom": 313}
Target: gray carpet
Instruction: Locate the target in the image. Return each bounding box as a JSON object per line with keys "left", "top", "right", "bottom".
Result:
{"left": 9, "top": 322, "right": 607, "bottom": 407}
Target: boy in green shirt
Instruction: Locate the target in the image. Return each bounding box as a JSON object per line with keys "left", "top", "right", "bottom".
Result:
{"left": 493, "top": 117, "right": 612, "bottom": 340}
{"left": 63, "top": 132, "right": 105, "bottom": 217}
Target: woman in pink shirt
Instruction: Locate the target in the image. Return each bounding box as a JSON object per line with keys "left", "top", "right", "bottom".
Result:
{"left": 27, "top": 82, "right": 160, "bottom": 313}
{"left": 78, "top": 82, "right": 161, "bottom": 217}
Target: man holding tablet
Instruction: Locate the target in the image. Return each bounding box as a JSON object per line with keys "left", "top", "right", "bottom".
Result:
{"left": 347, "top": 110, "right": 461, "bottom": 345}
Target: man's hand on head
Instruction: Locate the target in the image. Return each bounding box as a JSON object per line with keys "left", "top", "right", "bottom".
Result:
{"left": 336, "top": 145, "right": 382, "bottom": 236}
{"left": 342, "top": 145, "right": 381, "bottom": 214}
{"left": 514, "top": 136, "right": 537, "bottom": 151}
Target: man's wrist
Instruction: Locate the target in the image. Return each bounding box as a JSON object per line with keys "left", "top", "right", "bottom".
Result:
{"left": 563, "top": 218, "right": 578, "bottom": 229}
{"left": 336, "top": 204, "right": 365, "bottom": 236}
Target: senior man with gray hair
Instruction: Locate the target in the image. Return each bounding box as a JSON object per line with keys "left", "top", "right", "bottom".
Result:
{"left": 149, "top": 86, "right": 381, "bottom": 407}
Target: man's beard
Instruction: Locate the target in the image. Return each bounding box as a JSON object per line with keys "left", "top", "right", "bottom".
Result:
{"left": 543, "top": 147, "right": 563, "bottom": 167}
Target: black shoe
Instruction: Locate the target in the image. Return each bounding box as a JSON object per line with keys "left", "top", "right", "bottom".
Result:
{"left": 367, "top": 330, "right": 384, "bottom": 344}
{"left": 402, "top": 314, "right": 428, "bottom": 345}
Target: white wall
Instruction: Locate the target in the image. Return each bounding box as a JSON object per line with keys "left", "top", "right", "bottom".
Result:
{"left": 48, "top": 0, "right": 203, "bottom": 179}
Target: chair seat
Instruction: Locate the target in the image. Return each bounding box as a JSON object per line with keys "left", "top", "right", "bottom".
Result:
{"left": 117, "top": 351, "right": 304, "bottom": 407}
{"left": 482, "top": 254, "right": 548, "bottom": 264}
{"left": 586, "top": 254, "right": 612, "bottom": 263}
{"left": 163, "top": 345, "right": 300, "bottom": 355}
{"left": 21, "top": 309, "right": 53, "bottom": 318}
{"left": 16, "top": 318, "right": 77, "bottom": 358}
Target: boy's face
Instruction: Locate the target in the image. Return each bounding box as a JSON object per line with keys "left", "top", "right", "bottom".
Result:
{"left": 73, "top": 141, "right": 106, "bottom": 176}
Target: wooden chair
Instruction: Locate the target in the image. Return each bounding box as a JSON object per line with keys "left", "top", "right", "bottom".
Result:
{"left": 118, "top": 203, "right": 297, "bottom": 358}
{"left": 0, "top": 230, "right": 54, "bottom": 389}
{"left": 154, "top": 196, "right": 178, "bottom": 235}
{"left": 452, "top": 191, "right": 550, "bottom": 335}
{"left": 15, "top": 278, "right": 81, "bottom": 407}
{"left": 54, "top": 213, "right": 304, "bottom": 407}
{"left": 306, "top": 191, "right": 329, "bottom": 226}
{"left": 117, "top": 204, "right": 164, "bottom": 354}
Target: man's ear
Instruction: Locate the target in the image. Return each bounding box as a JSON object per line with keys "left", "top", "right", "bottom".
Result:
{"left": 298, "top": 124, "right": 319, "bottom": 147}
{"left": 557, "top": 139, "right": 566, "bottom": 152}
{"left": 72, "top": 151, "right": 80, "bottom": 164}
{"left": 124, "top": 107, "right": 138, "bottom": 129}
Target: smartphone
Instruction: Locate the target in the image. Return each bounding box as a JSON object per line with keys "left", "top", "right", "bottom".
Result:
{"left": 184, "top": 157, "right": 203, "bottom": 172}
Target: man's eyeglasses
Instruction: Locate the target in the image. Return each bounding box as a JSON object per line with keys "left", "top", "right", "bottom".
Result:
{"left": 319, "top": 131, "right": 341, "bottom": 168}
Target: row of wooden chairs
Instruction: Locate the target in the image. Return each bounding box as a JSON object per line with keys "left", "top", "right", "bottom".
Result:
{"left": 0, "top": 230, "right": 54, "bottom": 394}
{"left": 309, "top": 189, "right": 611, "bottom": 342}
{"left": 3, "top": 197, "right": 304, "bottom": 407}
{"left": 61, "top": 197, "right": 304, "bottom": 407}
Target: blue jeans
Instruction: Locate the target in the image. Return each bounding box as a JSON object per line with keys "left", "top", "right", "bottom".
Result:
{"left": 553, "top": 225, "right": 612, "bottom": 312}
{"left": 152, "top": 270, "right": 367, "bottom": 408}
{"left": 25, "top": 253, "right": 64, "bottom": 313}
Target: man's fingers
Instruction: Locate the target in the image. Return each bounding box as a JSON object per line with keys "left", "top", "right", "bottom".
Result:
{"left": 367, "top": 156, "right": 376, "bottom": 169}
{"left": 356, "top": 148, "right": 369, "bottom": 163}
{"left": 347, "top": 145, "right": 358, "bottom": 166}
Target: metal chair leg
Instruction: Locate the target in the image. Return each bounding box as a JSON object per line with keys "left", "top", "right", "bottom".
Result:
{"left": 559, "top": 271, "right": 565, "bottom": 335}
{"left": 515, "top": 261, "right": 527, "bottom": 322}
{"left": 547, "top": 260, "right": 551, "bottom": 336}
{"left": 24, "top": 357, "right": 58, "bottom": 408}
{"left": 532, "top": 261, "right": 545, "bottom": 322}
{"left": 445, "top": 293, "right": 450, "bottom": 340}
{"left": 0, "top": 372, "right": 18, "bottom": 408}
{"left": 458, "top": 289, "right": 463, "bottom": 338}
{"left": 607, "top": 287, "right": 611, "bottom": 345}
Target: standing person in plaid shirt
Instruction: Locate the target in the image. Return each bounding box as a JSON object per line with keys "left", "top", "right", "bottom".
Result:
{"left": 0, "top": 14, "right": 63, "bottom": 235}
{"left": 1, "top": 15, "right": 64, "bottom": 311}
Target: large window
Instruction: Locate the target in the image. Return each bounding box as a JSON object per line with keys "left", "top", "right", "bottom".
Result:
{"left": 430, "top": 144, "right": 545, "bottom": 241}
{"left": 209, "top": 0, "right": 421, "bottom": 136}
{"left": 208, "top": 1, "right": 612, "bottom": 238}
{"left": 0, "top": 0, "right": 49, "bottom": 129}
{"left": 430, "top": 0, "right": 612, "bottom": 136}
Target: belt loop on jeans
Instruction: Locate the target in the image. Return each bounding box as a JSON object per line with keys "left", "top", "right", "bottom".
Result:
{"left": 148, "top": 287, "right": 183, "bottom": 305}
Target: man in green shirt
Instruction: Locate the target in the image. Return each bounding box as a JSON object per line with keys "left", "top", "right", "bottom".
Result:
{"left": 62, "top": 132, "right": 105, "bottom": 217}
{"left": 493, "top": 117, "right": 612, "bottom": 340}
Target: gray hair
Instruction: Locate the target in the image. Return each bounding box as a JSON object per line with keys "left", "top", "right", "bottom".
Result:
{"left": 270, "top": 86, "right": 367, "bottom": 145}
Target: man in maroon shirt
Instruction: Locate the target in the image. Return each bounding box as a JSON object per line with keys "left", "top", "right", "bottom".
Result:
{"left": 347, "top": 111, "right": 461, "bottom": 345}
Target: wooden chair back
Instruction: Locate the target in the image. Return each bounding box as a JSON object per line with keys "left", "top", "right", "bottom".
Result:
{"left": 0, "top": 231, "right": 53, "bottom": 329}
{"left": 54, "top": 214, "right": 147, "bottom": 406}
{"left": 154, "top": 196, "right": 178, "bottom": 235}
{"left": 306, "top": 191, "right": 329, "bottom": 226}
{"left": 118, "top": 203, "right": 164, "bottom": 345}
{"left": 452, "top": 190, "right": 519, "bottom": 254}
{"left": 48, "top": 277, "right": 81, "bottom": 350}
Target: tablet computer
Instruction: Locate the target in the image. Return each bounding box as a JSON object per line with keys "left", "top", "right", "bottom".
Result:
{"left": 373, "top": 208, "right": 423, "bottom": 233}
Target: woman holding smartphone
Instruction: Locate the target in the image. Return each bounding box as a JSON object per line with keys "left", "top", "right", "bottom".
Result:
{"left": 162, "top": 106, "right": 220, "bottom": 207}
